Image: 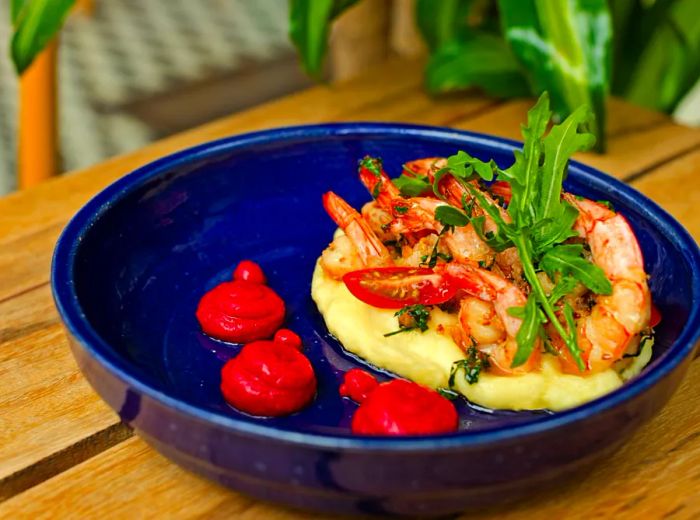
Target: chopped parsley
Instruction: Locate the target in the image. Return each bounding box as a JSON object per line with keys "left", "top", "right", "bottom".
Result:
{"left": 449, "top": 346, "right": 490, "bottom": 386}
{"left": 420, "top": 226, "right": 453, "bottom": 268}
{"left": 359, "top": 156, "right": 384, "bottom": 199}
{"left": 383, "top": 304, "right": 431, "bottom": 337}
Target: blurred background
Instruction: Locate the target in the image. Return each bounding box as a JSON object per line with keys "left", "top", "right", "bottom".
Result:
{"left": 2, "top": 0, "right": 700, "bottom": 195}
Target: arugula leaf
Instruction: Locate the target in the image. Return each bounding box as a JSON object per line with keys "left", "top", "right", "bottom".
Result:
{"left": 448, "top": 150, "right": 497, "bottom": 181}
{"left": 470, "top": 215, "right": 512, "bottom": 252}
{"left": 547, "top": 275, "right": 578, "bottom": 306}
{"left": 536, "top": 104, "right": 596, "bottom": 235}
{"left": 435, "top": 205, "right": 470, "bottom": 227}
{"left": 393, "top": 174, "right": 432, "bottom": 197}
{"left": 562, "top": 302, "right": 583, "bottom": 368}
{"left": 490, "top": 93, "right": 597, "bottom": 370}
{"left": 540, "top": 244, "right": 612, "bottom": 295}
{"left": 511, "top": 294, "right": 544, "bottom": 367}
{"left": 531, "top": 203, "right": 580, "bottom": 255}
{"left": 499, "top": 92, "right": 551, "bottom": 226}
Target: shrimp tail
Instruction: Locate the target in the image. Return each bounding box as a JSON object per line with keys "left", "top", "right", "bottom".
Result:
{"left": 322, "top": 191, "right": 392, "bottom": 267}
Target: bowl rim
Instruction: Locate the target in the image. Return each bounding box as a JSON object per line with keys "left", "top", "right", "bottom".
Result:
{"left": 52, "top": 122, "right": 700, "bottom": 452}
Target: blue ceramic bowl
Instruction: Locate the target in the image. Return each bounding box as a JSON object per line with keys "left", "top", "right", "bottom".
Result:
{"left": 52, "top": 124, "right": 700, "bottom": 516}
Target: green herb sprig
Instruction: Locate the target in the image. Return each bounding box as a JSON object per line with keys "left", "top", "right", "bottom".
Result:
{"left": 359, "top": 156, "right": 384, "bottom": 199}
{"left": 434, "top": 93, "right": 612, "bottom": 371}
{"left": 384, "top": 304, "right": 431, "bottom": 337}
{"left": 392, "top": 167, "right": 432, "bottom": 197}
{"left": 449, "top": 346, "right": 490, "bottom": 386}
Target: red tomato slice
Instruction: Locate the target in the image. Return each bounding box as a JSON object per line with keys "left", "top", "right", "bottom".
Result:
{"left": 342, "top": 267, "right": 456, "bottom": 309}
{"left": 650, "top": 301, "right": 662, "bottom": 328}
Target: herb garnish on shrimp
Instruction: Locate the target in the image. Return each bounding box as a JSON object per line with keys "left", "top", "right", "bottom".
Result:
{"left": 431, "top": 93, "right": 613, "bottom": 371}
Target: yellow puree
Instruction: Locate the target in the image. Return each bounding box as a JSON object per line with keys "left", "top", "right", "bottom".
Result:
{"left": 312, "top": 261, "right": 632, "bottom": 411}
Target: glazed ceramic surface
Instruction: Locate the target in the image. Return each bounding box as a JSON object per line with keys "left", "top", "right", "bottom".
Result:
{"left": 52, "top": 124, "right": 700, "bottom": 516}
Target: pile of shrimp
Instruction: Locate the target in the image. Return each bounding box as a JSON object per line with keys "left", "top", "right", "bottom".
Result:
{"left": 320, "top": 157, "right": 652, "bottom": 377}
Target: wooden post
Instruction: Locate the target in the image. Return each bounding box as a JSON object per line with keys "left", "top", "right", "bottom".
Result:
{"left": 74, "top": 0, "right": 95, "bottom": 16}
{"left": 18, "top": 39, "right": 59, "bottom": 189}
{"left": 390, "top": 0, "right": 426, "bottom": 58}
{"left": 329, "top": 0, "right": 391, "bottom": 82}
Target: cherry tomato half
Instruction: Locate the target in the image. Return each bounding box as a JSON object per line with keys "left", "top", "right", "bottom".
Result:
{"left": 342, "top": 267, "right": 456, "bottom": 309}
{"left": 650, "top": 301, "right": 662, "bottom": 328}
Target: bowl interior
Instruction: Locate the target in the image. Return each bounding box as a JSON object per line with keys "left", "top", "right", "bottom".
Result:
{"left": 65, "top": 125, "right": 697, "bottom": 436}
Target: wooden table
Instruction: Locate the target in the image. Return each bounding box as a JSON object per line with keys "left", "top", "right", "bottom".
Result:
{"left": 2, "top": 59, "right": 700, "bottom": 519}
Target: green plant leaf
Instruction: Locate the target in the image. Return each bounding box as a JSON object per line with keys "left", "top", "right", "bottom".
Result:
{"left": 548, "top": 274, "right": 578, "bottom": 305}
{"left": 393, "top": 174, "right": 432, "bottom": 197}
{"left": 611, "top": 0, "right": 677, "bottom": 95}
{"left": 540, "top": 244, "right": 612, "bottom": 295}
{"left": 533, "top": 103, "right": 595, "bottom": 250}
{"left": 11, "top": 0, "right": 75, "bottom": 74}
{"left": 425, "top": 35, "right": 531, "bottom": 97}
{"left": 415, "top": 0, "right": 473, "bottom": 50}
{"left": 11, "top": 0, "right": 27, "bottom": 24}
{"left": 435, "top": 205, "right": 470, "bottom": 227}
{"left": 288, "top": 0, "right": 359, "bottom": 79}
{"left": 511, "top": 293, "right": 543, "bottom": 367}
{"left": 499, "top": 91, "right": 551, "bottom": 226}
{"left": 623, "top": 0, "right": 700, "bottom": 113}
{"left": 497, "top": 0, "right": 611, "bottom": 151}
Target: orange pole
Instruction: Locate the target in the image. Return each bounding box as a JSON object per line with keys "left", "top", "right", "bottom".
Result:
{"left": 18, "top": 38, "right": 59, "bottom": 189}
{"left": 74, "top": 0, "right": 95, "bottom": 16}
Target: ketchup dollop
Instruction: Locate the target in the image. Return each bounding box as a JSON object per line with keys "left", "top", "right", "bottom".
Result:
{"left": 233, "top": 260, "right": 266, "bottom": 284}
{"left": 341, "top": 371, "right": 458, "bottom": 435}
{"left": 339, "top": 368, "right": 379, "bottom": 402}
{"left": 273, "top": 328, "right": 302, "bottom": 350}
{"left": 221, "top": 338, "right": 317, "bottom": 416}
{"left": 196, "top": 262, "right": 284, "bottom": 343}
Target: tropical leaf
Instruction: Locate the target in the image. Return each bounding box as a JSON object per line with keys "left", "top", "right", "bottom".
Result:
{"left": 288, "top": 0, "right": 359, "bottom": 79}
{"left": 622, "top": 0, "right": 700, "bottom": 113}
{"left": 11, "top": 0, "right": 75, "bottom": 74}
{"left": 497, "top": 0, "right": 612, "bottom": 151}
{"left": 415, "top": 0, "right": 473, "bottom": 50}
{"left": 425, "top": 34, "right": 530, "bottom": 97}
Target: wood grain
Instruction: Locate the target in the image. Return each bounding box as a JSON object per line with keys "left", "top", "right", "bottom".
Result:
{"left": 0, "top": 285, "right": 121, "bottom": 485}
{"left": 2, "top": 58, "right": 700, "bottom": 517}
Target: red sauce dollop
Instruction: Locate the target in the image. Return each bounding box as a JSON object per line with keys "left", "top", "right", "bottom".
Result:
{"left": 196, "top": 261, "right": 284, "bottom": 343}
{"left": 273, "top": 328, "right": 302, "bottom": 350}
{"left": 221, "top": 338, "right": 316, "bottom": 416}
{"left": 233, "top": 260, "right": 267, "bottom": 284}
{"left": 339, "top": 368, "right": 379, "bottom": 403}
{"left": 349, "top": 377, "right": 458, "bottom": 436}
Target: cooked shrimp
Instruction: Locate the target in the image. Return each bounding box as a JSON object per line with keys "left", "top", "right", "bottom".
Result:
{"left": 358, "top": 157, "right": 402, "bottom": 208}
{"left": 557, "top": 195, "right": 651, "bottom": 373}
{"left": 390, "top": 197, "right": 495, "bottom": 266}
{"left": 441, "top": 263, "right": 541, "bottom": 374}
{"left": 403, "top": 157, "right": 447, "bottom": 177}
{"left": 320, "top": 192, "right": 393, "bottom": 279}
{"left": 361, "top": 201, "right": 395, "bottom": 242}
{"left": 411, "top": 159, "right": 524, "bottom": 281}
